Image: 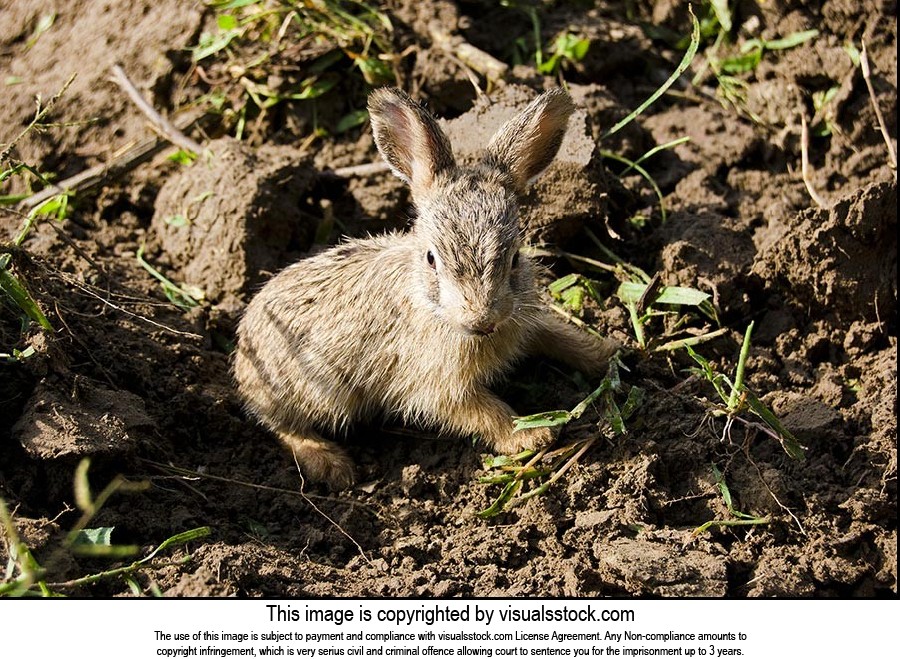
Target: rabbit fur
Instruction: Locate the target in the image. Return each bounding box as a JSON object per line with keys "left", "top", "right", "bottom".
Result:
{"left": 233, "top": 87, "right": 619, "bottom": 489}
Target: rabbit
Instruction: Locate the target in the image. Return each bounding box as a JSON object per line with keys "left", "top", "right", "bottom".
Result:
{"left": 233, "top": 87, "right": 619, "bottom": 489}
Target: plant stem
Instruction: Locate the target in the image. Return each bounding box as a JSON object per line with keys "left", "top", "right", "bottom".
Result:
{"left": 728, "top": 321, "right": 754, "bottom": 411}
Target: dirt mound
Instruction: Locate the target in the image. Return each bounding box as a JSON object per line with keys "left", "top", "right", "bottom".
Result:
{"left": 150, "top": 138, "right": 318, "bottom": 308}
{"left": 753, "top": 180, "right": 897, "bottom": 327}
{"left": 14, "top": 376, "right": 152, "bottom": 460}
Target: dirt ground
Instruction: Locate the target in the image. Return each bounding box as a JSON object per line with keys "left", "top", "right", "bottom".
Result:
{"left": 1, "top": 0, "right": 896, "bottom": 597}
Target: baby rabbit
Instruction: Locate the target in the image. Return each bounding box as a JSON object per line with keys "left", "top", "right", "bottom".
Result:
{"left": 233, "top": 87, "right": 618, "bottom": 489}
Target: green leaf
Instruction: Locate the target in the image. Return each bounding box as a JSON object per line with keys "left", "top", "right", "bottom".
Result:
{"left": 73, "top": 458, "right": 93, "bottom": 513}
{"left": 70, "top": 527, "right": 114, "bottom": 547}
{"left": 27, "top": 12, "right": 56, "bottom": 48}
{"left": 548, "top": 273, "right": 579, "bottom": 295}
{"left": 512, "top": 410, "right": 571, "bottom": 430}
{"left": 843, "top": 43, "right": 861, "bottom": 67}
{"left": 335, "top": 109, "right": 369, "bottom": 134}
{"left": 720, "top": 50, "right": 763, "bottom": 74}
{"left": 286, "top": 74, "right": 340, "bottom": 100}
{"left": 616, "top": 281, "right": 715, "bottom": 322}
{"left": 217, "top": 13, "right": 238, "bottom": 31}
{"left": 166, "top": 149, "right": 197, "bottom": 165}
{"left": 605, "top": 393, "right": 625, "bottom": 434}
{"left": 570, "top": 378, "right": 613, "bottom": 418}
{"left": 560, "top": 285, "right": 584, "bottom": 313}
{"left": 812, "top": 85, "right": 839, "bottom": 112}
{"left": 619, "top": 386, "right": 645, "bottom": 421}
{"left": 711, "top": 464, "right": 732, "bottom": 509}
{"left": 569, "top": 37, "right": 590, "bottom": 60}
{"left": 765, "top": 29, "right": 818, "bottom": 51}
{"left": 192, "top": 29, "right": 239, "bottom": 61}
{"left": 12, "top": 346, "right": 36, "bottom": 361}
{"left": 0, "top": 266, "right": 53, "bottom": 330}
{"left": 164, "top": 214, "right": 188, "bottom": 227}
{"left": 355, "top": 57, "right": 394, "bottom": 86}
{"left": 709, "top": 0, "right": 732, "bottom": 33}
{"left": 212, "top": 0, "right": 261, "bottom": 8}
{"left": 30, "top": 193, "right": 70, "bottom": 222}
{"left": 743, "top": 390, "right": 806, "bottom": 460}
{"left": 476, "top": 480, "right": 521, "bottom": 518}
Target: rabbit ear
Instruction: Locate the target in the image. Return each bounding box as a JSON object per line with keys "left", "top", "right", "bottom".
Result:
{"left": 485, "top": 88, "right": 574, "bottom": 194}
{"left": 368, "top": 87, "right": 456, "bottom": 195}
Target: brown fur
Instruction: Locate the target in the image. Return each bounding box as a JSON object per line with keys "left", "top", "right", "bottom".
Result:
{"left": 233, "top": 87, "right": 619, "bottom": 489}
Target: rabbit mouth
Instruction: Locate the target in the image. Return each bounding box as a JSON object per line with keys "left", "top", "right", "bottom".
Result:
{"left": 470, "top": 325, "right": 497, "bottom": 337}
{"left": 457, "top": 321, "right": 500, "bottom": 337}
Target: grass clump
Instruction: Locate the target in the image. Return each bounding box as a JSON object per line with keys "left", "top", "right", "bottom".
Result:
{"left": 499, "top": 1, "right": 590, "bottom": 78}
{"left": 692, "top": 464, "right": 769, "bottom": 537}
{"left": 1, "top": 76, "right": 80, "bottom": 355}
{"left": 685, "top": 1, "right": 818, "bottom": 123}
{"left": 478, "top": 355, "right": 644, "bottom": 518}
{"left": 190, "top": 0, "right": 398, "bottom": 140}
{"left": 1, "top": 459, "right": 210, "bottom": 597}
{"left": 136, "top": 244, "right": 204, "bottom": 311}
{"left": 686, "top": 322, "right": 805, "bottom": 461}
{"left": 615, "top": 274, "right": 725, "bottom": 353}
{"left": 1, "top": 189, "right": 76, "bottom": 349}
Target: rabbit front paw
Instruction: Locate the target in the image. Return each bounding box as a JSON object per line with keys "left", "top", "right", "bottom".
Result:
{"left": 486, "top": 425, "right": 555, "bottom": 456}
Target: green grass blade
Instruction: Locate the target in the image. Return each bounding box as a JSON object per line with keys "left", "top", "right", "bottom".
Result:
{"left": 728, "top": 321, "right": 754, "bottom": 410}
{"left": 709, "top": 0, "right": 732, "bottom": 32}
{"left": 692, "top": 516, "right": 770, "bottom": 536}
{"left": 517, "top": 481, "right": 551, "bottom": 502}
{"left": 711, "top": 464, "right": 733, "bottom": 509}
{"left": 619, "top": 386, "right": 645, "bottom": 421}
{"left": 512, "top": 410, "right": 572, "bottom": 430}
{"left": 654, "top": 327, "right": 728, "bottom": 352}
{"left": 617, "top": 281, "right": 712, "bottom": 308}
{"left": 476, "top": 480, "right": 521, "bottom": 519}
{"left": 570, "top": 379, "right": 613, "bottom": 419}
{"left": 620, "top": 136, "right": 691, "bottom": 176}
{"left": 140, "top": 526, "right": 212, "bottom": 563}
{"left": 0, "top": 265, "right": 53, "bottom": 330}
{"left": 482, "top": 451, "right": 534, "bottom": 468}
{"left": 548, "top": 273, "right": 579, "bottom": 294}
{"left": 625, "top": 300, "right": 647, "bottom": 349}
{"left": 743, "top": 390, "right": 806, "bottom": 460}
{"left": 136, "top": 244, "right": 201, "bottom": 310}
{"left": 601, "top": 8, "right": 700, "bottom": 139}
{"left": 604, "top": 392, "right": 625, "bottom": 434}
{"left": 764, "top": 29, "right": 818, "bottom": 51}
{"left": 685, "top": 345, "right": 732, "bottom": 402}
{"left": 600, "top": 149, "right": 668, "bottom": 222}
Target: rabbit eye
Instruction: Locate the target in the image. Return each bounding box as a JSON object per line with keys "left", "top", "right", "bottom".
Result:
{"left": 426, "top": 250, "right": 436, "bottom": 269}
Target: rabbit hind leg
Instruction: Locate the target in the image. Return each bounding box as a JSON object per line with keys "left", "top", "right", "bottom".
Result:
{"left": 276, "top": 428, "right": 355, "bottom": 490}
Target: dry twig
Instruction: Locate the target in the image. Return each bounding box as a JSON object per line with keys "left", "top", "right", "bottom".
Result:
{"left": 109, "top": 64, "right": 204, "bottom": 155}
{"left": 860, "top": 40, "right": 897, "bottom": 179}
{"left": 18, "top": 113, "right": 202, "bottom": 211}
{"left": 800, "top": 111, "right": 829, "bottom": 208}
